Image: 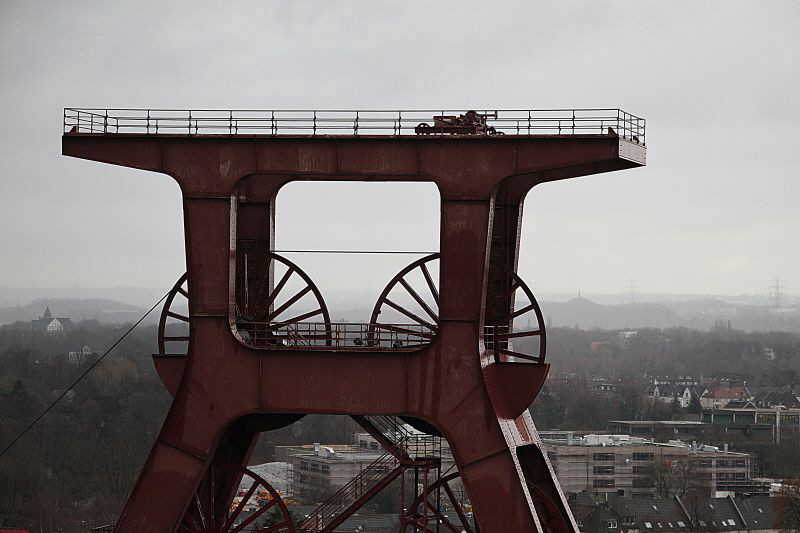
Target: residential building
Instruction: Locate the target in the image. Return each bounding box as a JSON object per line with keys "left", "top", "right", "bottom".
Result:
{"left": 751, "top": 386, "right": 800, "bottom": 409}
{"left": 700, "top": 383, "right": 753, "bottom": 410}
{"left": 31, "top": 306, "right": 73, "bottom": 335}
{"left": 651, "top": 376, "right": 702, "bottom": 387}
{"left": 68, "top": 345, "right": 93, "bottom": 364}
{"left": 592, "top": 380, "right": 621, "bottom": 394}
{"left": 642, "top": 376, "right": 704, "bottom": 408}
{"left": 645, "top": 384, "right": 703, "bottom": 409}
{"left": 570, "top": 493, "right": 781, "bottom": 532}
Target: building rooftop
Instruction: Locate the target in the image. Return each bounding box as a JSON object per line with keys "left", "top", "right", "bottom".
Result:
{"left": 573, "top": 494, "right": 779, "bottom": 532}
{"left": 709, "top": 407, "right": 800, "bottom": 413}
{"left": 292, "top": 442, "right": 385, "bottom": 462}
{"left": 608, "top": 420, "right": 707, "bottom": 426}
{"left": 542, "top": 434, "right": 747, "bottom": 455}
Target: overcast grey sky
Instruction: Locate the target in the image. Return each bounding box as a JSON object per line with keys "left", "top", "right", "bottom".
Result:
{"left": 1, "top": 1, "right": 798, "bottom": 300}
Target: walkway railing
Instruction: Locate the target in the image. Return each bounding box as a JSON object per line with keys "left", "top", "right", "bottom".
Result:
{"left": 236, "top": 320, "right": 532, "bottom": 359}
{"left": 236, "top": 321, "right": 434, "bottom": 351}
{"left": 63, "top": 108, "right": 645, "bottom": 143}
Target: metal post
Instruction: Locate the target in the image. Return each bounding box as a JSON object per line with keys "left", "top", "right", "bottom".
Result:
{"left": 436, "top": 458, "right": 442, "bottom": 533}
{"left": 400, "top": 465, "right": 406, "bottom": 528}
{"left": 423, "top": 462, "right": 429, "bottom": 531}
{"left": 414, "top": 466, "right": 419, "bottom": 530}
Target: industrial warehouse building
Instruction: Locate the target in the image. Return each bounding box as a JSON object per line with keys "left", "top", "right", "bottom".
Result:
{"left": 540, "top": 434, "right": 757, "bottom": 498}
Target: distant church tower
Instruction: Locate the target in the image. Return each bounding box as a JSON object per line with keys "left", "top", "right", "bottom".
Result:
{"left": 31, "top": 306, "right": 73, "bottom": 335}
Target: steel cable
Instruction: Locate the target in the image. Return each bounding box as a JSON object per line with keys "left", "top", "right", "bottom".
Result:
{"left": 0, "top": 290, "right": 170, "bottom": 460}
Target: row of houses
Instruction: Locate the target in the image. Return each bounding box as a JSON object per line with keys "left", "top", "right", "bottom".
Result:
{"left": 572, "top": 492, "right": 790, "bottom": 532}
{"left": 646, "top": 377, "right": 800, "bottom": 411}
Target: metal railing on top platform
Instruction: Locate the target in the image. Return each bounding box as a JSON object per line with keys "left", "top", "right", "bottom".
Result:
{"left": 235, "top": 320, "right": 534, "bottom": 357}
{"left": 63, "top": 108, "right": 645, "bottom": 143}
{"left": 236, "top": 321, "right": 434, "bottom": 351}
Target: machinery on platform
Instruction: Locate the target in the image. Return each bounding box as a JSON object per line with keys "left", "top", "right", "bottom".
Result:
{"left": 415, "top": 110, "right": 502, "bottom": 135}
{"left": 62, "top": 108, "right": 646, "bottom": 533}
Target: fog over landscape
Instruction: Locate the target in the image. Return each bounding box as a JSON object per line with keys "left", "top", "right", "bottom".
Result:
{"left": 1, "top": 1, "right": 799, "bottom": 302}
{"left": 3, "top": 2, "right": 800, "bottom": 531}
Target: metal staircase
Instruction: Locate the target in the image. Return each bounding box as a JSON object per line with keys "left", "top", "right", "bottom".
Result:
{"left": 299, "top": 416, "right": 441, "bottom": 532}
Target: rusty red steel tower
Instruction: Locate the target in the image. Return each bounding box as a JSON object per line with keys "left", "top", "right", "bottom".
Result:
{"left": 62, "top": 108, "right": 646, "bottom": 533}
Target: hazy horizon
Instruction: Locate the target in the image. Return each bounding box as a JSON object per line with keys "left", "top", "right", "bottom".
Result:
{"left": 0, "top": 284, "right": 795, "bottom": 311}
{"left": 2, "top": 1, "right": 799, "bottom": 296}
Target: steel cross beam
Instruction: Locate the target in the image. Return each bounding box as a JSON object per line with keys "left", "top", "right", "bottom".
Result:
{"left": 62, "top": 121, "right": 645, "bottom": 533}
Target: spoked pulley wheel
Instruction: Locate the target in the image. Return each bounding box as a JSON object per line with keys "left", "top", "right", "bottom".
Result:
{"left": 369, "top": 254, "right": 545, "bottom": 361}
{"left": 158, "top": 273, "right": 190, "bottom": 356}
{"left": 236, "top": 251, "right": 332, "bottom": 348}
{"left": 368, "top": 253, "right": 440, "bottom": 349}
{"left": 484, "top": 261, "right": 547, "bottom": 363}
{"left": 400, "top": 471, "right": 475, "bottom": 533}
{"left": 178, "top": 463, "right": 295, "bottom": 533}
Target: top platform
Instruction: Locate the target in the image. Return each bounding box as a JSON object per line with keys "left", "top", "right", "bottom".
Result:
{"left": 63, "top": 108, "right": 645, "bottom": 144}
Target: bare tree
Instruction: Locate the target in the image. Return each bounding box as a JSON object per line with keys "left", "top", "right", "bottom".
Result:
{"left": 775, "top": 480, "right": 800, "bottom": 532}
{"left": 647, "top": 458, "right": 709, "bottom": 499}
{"left": 647, "top": 459, "right": 714, "bottom": 532}
{"left": 680, "top": 487, "right": 714, "bottom": 532}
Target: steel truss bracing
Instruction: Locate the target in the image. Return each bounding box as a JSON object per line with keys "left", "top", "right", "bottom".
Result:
{"left": 61, "top": 107, "right": 646, "bottom": 532}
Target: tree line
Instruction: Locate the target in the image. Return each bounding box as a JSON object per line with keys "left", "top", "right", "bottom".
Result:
{"left": 0, "top": 320, "right": 799, "bottom": 529}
